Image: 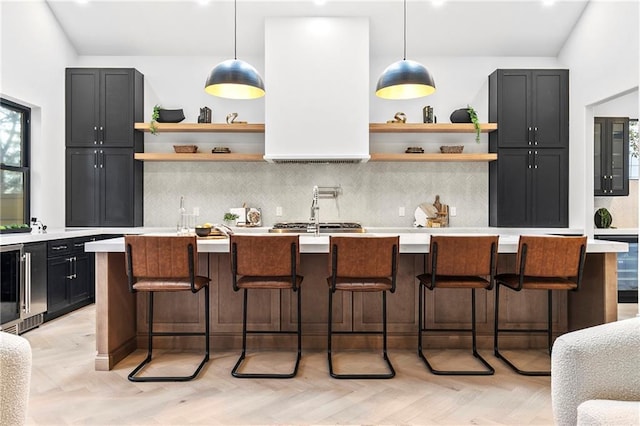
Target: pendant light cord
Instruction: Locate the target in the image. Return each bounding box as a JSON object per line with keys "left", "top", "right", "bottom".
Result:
{"left": 403, "top": 0, "right": 407, "bottom": 60}
{"left": 234, "top": 0, "right": 238, "bottom": 60}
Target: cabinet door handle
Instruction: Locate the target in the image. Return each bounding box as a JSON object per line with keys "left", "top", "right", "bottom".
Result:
{"left": 99, "top": 150, "right": 104, "bottom": 168}
{"left": 74, "top": 243, "right": 84, "bottom": 248}
{"left": 66, "top": 257, "right": 74, "bottom": 279}
{"left": 528, "top": 150, "right": 532, "bottom": 169}
{"left": 52, "top": 245, "right": 68, "bottom": 251}
{"left": 534, "top": 127, "right": 538, "bottom": 146}
{"left": 528, "top": 127, "right": 532, "bottom": 146}
{"left": 23, "top": 253, "right": 31, "bottom": 314}
{"left": 94, "top": 150, "right": 98, "bottom": 168}
{"left": 94, "top": 126, "right": 98, "bottom": 145}
{"left": 99, "top": 126, "right": 104, "bottom": 145}
{"left": 534, "top": 151, "right": 538, "bottom": 168}
{"left": 73, "top": 256, "right": 77, "bottom": 279}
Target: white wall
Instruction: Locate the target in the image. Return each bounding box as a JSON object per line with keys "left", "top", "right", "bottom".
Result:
{"left": 4, "top": 1, "right": 636, "bottom": 229}
{"left": 1, "top": 0, "right": 77, "bottom": 229}
{"left": 558, "top": 0, "right": 639, "bottom": 234}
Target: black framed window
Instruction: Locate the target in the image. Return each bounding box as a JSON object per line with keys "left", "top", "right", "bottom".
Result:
{"left": 0, "top": 98, "right": 30, "bottom": 225}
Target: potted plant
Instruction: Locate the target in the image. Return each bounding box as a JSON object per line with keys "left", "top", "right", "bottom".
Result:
{"left": 467, "top": 105, "right": 481, "bottom": 143}
{"left": 449, "top": 105, "right": 481, "bottom": 143}
{"left": 223, "top": 212, "right": 239, "bottom": 226}
{"left": 150, "top": 104, "right": 160, "bottom": 135}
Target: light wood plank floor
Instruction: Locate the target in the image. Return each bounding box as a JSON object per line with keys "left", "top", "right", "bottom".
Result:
{"left": 20, "top": 304, "right": 638, "bottom": 425}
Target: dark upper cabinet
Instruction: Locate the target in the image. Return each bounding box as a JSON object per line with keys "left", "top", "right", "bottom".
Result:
{"left": 66, "top": 68, "right": 144, "bottom": 149}
{"left": 66, "top": 68, "right": 144, "bottom": 227}
{"left": 489, "top": 69, "right": 569, "bottom": 228}
{"left": 492, "top": 148, "right": 568, "bottom": 227}
{"left": 66, "top": 148, "right": 143, "bottom": 227}
{"left": 489, "top": 69, "right": 569, "bottom": 149}
{"left": 594, "top": 117, "right": 629, "bottom": 196}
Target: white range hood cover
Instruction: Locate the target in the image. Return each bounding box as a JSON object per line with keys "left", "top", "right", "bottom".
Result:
{"left": 264, "top": 17, "right": 370, "bottom": 163}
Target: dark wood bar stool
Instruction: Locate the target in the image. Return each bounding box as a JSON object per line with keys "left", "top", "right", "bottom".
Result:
{"left": 124, "top": 235, "right": 210, "bottom": 382}
{"left": 416, "top": 235, "right": 499, "bottom": 375}
{"left": 327, "top": 236, "right": 399, "bottom": 379}
{"left": 230, "top": 235, "right": 303, "bottom": 379}
{"left": 494, "top": 235, "right": 587, "bottom": 376}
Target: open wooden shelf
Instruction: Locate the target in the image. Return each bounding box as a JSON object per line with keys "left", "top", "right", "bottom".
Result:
{"left": 134, "top": 122, "right": 265, "bottom": 133}
{"left": 369, "top": 123, "right": 498, "bottom": 133}
{"left": 134, "top": 153, "right": 264, "bottom": 162}
{"left": 369, "top": 153, "right": 498, "bottom": 162}
{"left": 133, "top": 122, "right": 498, "bottom": 163}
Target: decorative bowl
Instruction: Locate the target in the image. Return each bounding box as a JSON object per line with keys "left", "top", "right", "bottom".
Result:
{"left": 157, "top": 109, "right": 185, "bottom": 123}
{"left": 440, "top": 145, "right": 464, "bottom": 153}
{"left": 195, "top": 226, "right": 211, "bottom": 237}
{"left": 173, "top": 145, "right": 198, "bottom": 153}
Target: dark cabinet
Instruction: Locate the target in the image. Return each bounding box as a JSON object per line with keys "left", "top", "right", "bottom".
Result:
{"left": 66, "top": 148, "right": 142, "bottom": 227}
{"left": 45, "top": 238, "right": 96, "bottom": 321}
{"left": 489, "top": 69, "right": 569, "bottom": 227}
{"left": 65, "top": 68, "right": 144, "bottom": 227}
{"left": 594, "top": 117, "right": 629, "bottom": 196}
{"left": 489, "top": 69, "right": 568, "bottom": 149}
{"left": 66, "top": 68, "right": 144, "bottom": 148}
{"left": 493, "top": 149, "right": 568, "bottom": 227}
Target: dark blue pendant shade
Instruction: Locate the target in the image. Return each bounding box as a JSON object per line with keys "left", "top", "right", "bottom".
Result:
{"left": 375, "top": 59, "right": 436, "bottom": 100}
{"left": 205, "top": 59, "right": 265, "bottom": 99}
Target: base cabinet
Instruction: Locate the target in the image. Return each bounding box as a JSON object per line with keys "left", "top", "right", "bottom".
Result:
{"left": 45, "top": 237, "right": 96, "bottom": 321}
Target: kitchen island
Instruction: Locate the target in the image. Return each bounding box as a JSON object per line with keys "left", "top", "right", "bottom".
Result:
{"left": 85, "top": 231, "right": 626, "bottom": 371}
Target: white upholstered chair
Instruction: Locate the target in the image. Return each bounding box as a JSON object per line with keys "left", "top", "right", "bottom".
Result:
{"left": 0, "top": 331, "right": 32, "bottom": 426}
{"left": 551, "top": 317, "right": 640, "bottom": 426}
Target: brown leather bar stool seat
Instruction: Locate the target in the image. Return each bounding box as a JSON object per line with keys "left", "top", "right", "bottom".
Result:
{"left": 326, "top": 236, "right": 399, "bottom": 379}
{"left": 230, "top": 235, "right": 303, "bottom": 379}
{"left": 124, "top": 235, "right": 210, "bottom": 382}
{"left": 494, "top": 235, "right": 587, "bottom": 376}
{"left": 416, "top": 235, "right": 499, "bottom": 375}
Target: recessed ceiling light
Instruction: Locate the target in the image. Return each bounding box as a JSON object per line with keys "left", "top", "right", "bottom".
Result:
{"left": 76, "top": 0, "right": 89, "bottom": 4}
{"left": 543, "top": 0, "right": 555, "bottom": 6}
{"left": 314, "top": 0, "right": 327, "bottom": 6}
{"left": 197, "top": 0, "right": 211, "bottom": 5}
{"left": 432, "top": 0, "right": 445, "bottom": 7}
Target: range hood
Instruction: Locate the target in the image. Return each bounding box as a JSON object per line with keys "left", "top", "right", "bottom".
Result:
{"left": 264, "top": 18, "right": 370, "bottom": 163}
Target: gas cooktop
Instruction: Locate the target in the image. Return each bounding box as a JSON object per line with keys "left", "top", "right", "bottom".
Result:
{"left": 269, "top": 222, "right": 365, "bottom": 233}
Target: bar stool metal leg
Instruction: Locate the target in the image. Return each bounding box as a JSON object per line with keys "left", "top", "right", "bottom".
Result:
{"left": 494, "top": 284, "right": 551, "bottom": 376}
{"left": 328, "top": 290, "right": 395, "bottom": 379}
{"left": 232, "top": 287, "right": 302, "bottom": 379}
{"left": 418, "top": 286, "right": 494, "bottom": 375}
{"left": 128, "top": 288, "right": 210, "bottom": 382}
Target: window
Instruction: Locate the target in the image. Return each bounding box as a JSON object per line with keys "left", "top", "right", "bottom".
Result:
{"left": 630, "top": 118, "right": 639, "bottom": 179}
{"left": 0, "top": 98, "right": 30, "bottom": 225}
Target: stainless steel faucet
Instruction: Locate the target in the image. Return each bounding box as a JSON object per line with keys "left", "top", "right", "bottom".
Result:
{"left": 308, "top": 185, "right": 320, "bottom": 236}
{"left": 308, "top": 185, "right": 342, "bottom": 236}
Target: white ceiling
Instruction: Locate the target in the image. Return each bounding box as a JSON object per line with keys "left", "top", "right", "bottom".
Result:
{"left": 45, "top": 0, "right": 590, "bottom": 58}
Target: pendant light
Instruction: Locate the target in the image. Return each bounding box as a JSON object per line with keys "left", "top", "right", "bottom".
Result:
{"left": 205, "top": 0, "right": 265, "bottom": 99}
{"left": 375, "top": 0, "right": 436, "bottom": 100}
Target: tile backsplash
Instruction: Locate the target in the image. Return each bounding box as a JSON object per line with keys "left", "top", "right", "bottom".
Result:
{"left": 144, "top": 162, "right": 488, "bottom": 228}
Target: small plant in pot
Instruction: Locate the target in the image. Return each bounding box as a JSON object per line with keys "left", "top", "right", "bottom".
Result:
{"left": 150, "top": 104, "right": 161, "bottom": 135}
{"left": 223, "top": 212, "right": 239, "bottom": 226}
{"left": 594, "top": 207, "right": 613, "bottom": 229}
{"left": 449, "top": 105, "right": 481, "bottom": 143}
